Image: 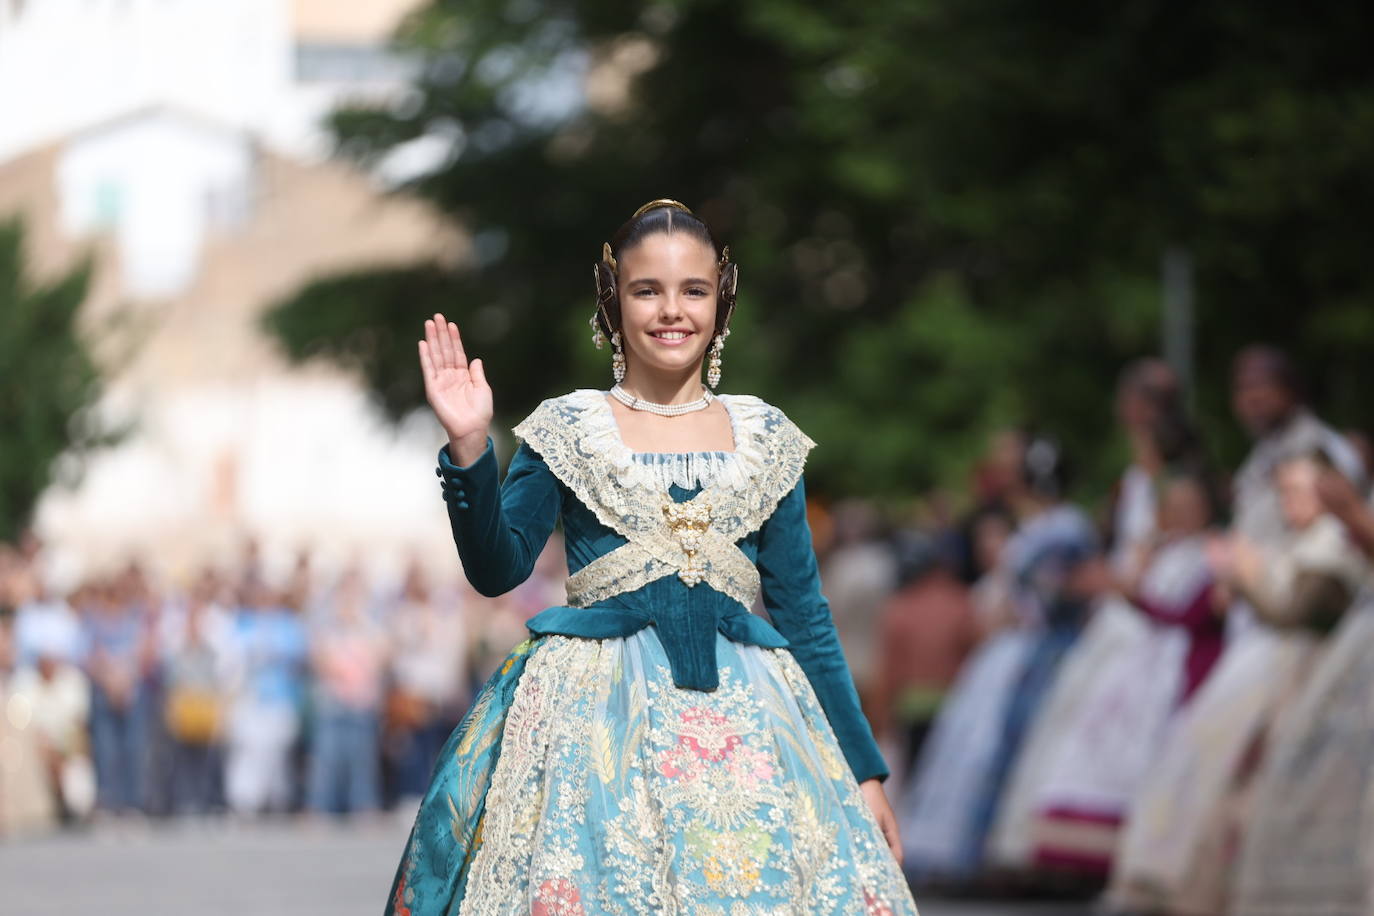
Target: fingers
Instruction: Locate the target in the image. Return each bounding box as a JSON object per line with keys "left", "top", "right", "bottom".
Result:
{"left": 424, "top": 318, "right": 440, "bottom": 370}
{"left": 469, "top": 356, "right": 487, "bottom": 390}
{"left": 434, "top": 313, "right": 467, "bottom": 368}
{"left": 432, "top": 312, "right": 455, "bottom": 369}
{"left": 418, "top": 339, "right": 436, "bottom": 383}
{"left": 448, "top": 320, "right": 468, "bottom": 367}
{"left": 884, "top": 813, "right": 904, "bottom": 865}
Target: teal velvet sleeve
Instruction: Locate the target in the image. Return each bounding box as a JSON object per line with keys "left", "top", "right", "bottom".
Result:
{"left": 757, "top": 478, "right": 890, "bottom": 784}
{"left": 437, "top": 439, "right": 561, "bottom": 597}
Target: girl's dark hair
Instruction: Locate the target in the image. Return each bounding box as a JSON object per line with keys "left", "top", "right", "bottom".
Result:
{"left": 592, "top": 204, "right": 736, "bottom": 340}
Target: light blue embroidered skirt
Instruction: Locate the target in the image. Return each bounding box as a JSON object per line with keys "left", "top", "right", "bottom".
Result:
{"left": 386, "top": 628, "right": 918, "bottom": 915}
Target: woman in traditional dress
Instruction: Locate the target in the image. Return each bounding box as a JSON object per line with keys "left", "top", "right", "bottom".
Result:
{"left": 988, "top": 364, "right": 1218, "bottom": 881}
{"left": 1108, "top": 451, "right": 1366, "bottom": 916}
{"left": 385, "top": 200, "right": 916, "bottom": 915}
{"left": 1002, "top": 473, "right": 1225, "bottom": 878}
{"left": 898, "top": 436, "right": 1096, "bottom": 882}
{"left": 1228, "top": 455, "right": 1373, "bottom": 916}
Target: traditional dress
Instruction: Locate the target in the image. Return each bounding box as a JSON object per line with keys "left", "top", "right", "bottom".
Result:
{"left": 898, "top": 504, "right": 1095, "bottom": 879}
{"left": 1108, "top": 414, "right": 1365, "bottom": 915}
{"left": 1229, "top": 602, "right": 1374, "bottom": 916}
{"left": 1109, "top": 516, "right": 1365, "bottom": 915}
{"left": 990, "top": 535, "right": 1220, "bottom": 874}
{"left": 1229, "top": 514, "right": 1373, "bottom": 916}
{"left": 387, "top": 390, "right": 916, "bottom": 915}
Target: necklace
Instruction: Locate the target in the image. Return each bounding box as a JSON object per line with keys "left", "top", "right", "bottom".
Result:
{"left": 610, "top": 384, "right": 714, "bottom": 417}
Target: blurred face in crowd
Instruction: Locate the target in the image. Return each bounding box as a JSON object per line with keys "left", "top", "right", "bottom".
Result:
{"left": 973, "top": 513, "right": 1014, "bottom": 576}
{"left": 1276, "top": 458, "right": 1323, "bottom": 531}
{"left": 976, "top": 429, "right": 1028, "bottom": 504}
{"left": 1159, "top": 477, "right": 1211, "bottom": 536}
{"left": 1232, "top": 364, "right": 1297, "bottom": 437}
{"left": 1116, "top": 384, "right": 1153, "bottom": 432}
{"left": 616, "top": 232, "right": 719, "bottom": 383}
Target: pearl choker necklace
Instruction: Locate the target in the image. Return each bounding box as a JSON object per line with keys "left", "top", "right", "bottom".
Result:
{"left": 610, "top": 384, "right": 714, "bottom": 417}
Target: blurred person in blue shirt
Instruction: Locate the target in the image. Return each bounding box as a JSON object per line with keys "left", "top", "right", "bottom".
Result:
{"left": 223, "top": 574, "right": 308, "bottom": 815}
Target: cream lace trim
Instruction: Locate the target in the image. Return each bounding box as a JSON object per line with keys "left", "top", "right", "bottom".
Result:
{"left": 512, "top": 390, "right": 815, "bottom": 609}
{"left": 628, "top": 450, "right": 746, "bottom": 492}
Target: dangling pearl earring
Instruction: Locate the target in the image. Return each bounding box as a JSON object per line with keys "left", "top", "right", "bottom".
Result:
{"left": 611, "top": 331, "right": 626, "bottom": 383}
{"left": 589, "top": 313, "right": 605, "bottom": 349}
{"left": 706, "top": 328, "right": 730, "bottom": 389}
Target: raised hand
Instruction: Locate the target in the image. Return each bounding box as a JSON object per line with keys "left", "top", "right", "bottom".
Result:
{"left": 419, "top": 312, "right": 493, "bottom": 466}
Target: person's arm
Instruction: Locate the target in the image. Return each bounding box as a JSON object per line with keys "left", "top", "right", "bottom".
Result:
{"left": 756, "top": 479, "right": 888, "bottom": 784}
{"left": 418, "top": 311, "right": 562, "bottom": 597}
{"left": 437, "top": 441, "right": 561, "bottom": 597}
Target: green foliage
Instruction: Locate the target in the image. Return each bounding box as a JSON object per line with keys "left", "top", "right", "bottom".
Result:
{"left": 0, "top": 218, "right": 101, "bottom": 541}
{"left": 266, "top": 0, "right": 1374, "bottom": 502}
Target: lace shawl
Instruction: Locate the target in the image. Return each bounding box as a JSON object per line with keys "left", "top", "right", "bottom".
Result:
{"left": 511, "top": 390, "right": 815, "bottom": 608}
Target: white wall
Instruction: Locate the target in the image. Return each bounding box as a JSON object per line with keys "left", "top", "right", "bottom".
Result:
{"left": 57, "top": 111, "right": 254, "bottom": 297}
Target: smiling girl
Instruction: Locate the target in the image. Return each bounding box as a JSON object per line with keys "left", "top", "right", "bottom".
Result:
{"left": 386, "top": 200, "right": 917, "bottom": 915}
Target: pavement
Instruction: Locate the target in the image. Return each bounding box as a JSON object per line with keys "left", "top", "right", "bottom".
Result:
{"left": 0, "top": 816, "right": 1093, "bottom": 916}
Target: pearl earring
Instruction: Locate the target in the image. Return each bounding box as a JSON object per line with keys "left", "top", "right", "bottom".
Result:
{"left": 706, "top": 328, "right": 729, "bottom": 389}
{"left": 589, "top": 313, "right": 605, "bottom": 349}
{"left": 611, "top": 331, "right": 626, "bottom": 383}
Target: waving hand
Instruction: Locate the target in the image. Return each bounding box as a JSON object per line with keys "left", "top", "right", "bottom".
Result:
{"left": 419, "top": 312, "right": 493, "bottom": 466}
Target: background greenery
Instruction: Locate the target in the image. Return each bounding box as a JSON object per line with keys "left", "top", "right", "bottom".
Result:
{"left": 0, "top": 219, "right": 102, "bottom": 541}
{"left": 264, "top": 0, "right": 1374, "bottom": 503}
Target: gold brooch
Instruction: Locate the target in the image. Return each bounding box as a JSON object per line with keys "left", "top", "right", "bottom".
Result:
{"left": 663, "top": 501, "right": 713, "bottom": 587}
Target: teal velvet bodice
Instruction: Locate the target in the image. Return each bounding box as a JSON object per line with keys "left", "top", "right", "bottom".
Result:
{"left": 435, "top": 396, "right": 888, "bottom": 784}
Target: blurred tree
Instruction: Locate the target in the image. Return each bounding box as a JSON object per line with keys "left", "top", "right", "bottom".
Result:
{"left": 0, "top": 218, "right": 101, "bottom": 541}
{"left": 266, "top": 0, "right": 1374, "bottom": 501}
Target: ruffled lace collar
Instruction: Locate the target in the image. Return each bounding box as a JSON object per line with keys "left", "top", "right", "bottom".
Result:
{"left": 513, "top": 389, "right": 815, "bottom": 545}
{"left": 575, "top": 389, "right": 772, "bottom": 492}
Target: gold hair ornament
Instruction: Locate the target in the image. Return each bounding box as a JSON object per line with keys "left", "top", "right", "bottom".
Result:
{"left": 632, "top": 198, "right": 694, "bottom": 220}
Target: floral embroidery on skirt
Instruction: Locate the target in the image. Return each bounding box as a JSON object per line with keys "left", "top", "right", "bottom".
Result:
{"left": 386, "top": 630, "right": 917, "bottom": 915}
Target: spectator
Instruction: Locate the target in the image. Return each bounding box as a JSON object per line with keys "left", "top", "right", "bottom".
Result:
{"left": 823, "top": 501, "right": 898, "bottom": 712}
{"left": 306, "top": 565, "right": 388, "bottom": 816}
{"left": 1111, "top": 443, "right": 1363, "bottom": 915}
{"left": 82, "top": 569, "right": 151, "bottom": 814}
{"left": 872, "top": 531, "right": 977, "bottom": 784}
{"left": 162, "top": 572, "right": 232, "bottom": 815}
{"left": 385, "top": 562, "right": 469, "bottom": 802}
{"left": 9, "top": 616, "right": 95, "bottom": 823}
{"left": 0, "top": 591, "right": 59, "bottom": 836}
{"left": 223, "top": 577, "right": 308, "bottom": 816}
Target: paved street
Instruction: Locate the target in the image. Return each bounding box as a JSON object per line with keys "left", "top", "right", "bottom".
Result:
{"left": 0, "top": 817, "right": 1092, "bottom": 916}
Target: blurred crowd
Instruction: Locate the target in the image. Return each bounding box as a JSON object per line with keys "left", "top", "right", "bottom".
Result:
{"left": 0, "top": 536, "right": 567, "bottom": 832}
{"left": 4, "top": 342, "right": 1373, "bottom": 915}
{"left": 836, "top": 345, "right": 1374, "bottom": 915}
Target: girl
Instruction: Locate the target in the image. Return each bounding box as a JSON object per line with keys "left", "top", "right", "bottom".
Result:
{"left": 387, "top": 200, "right": 916, "bottom": 915}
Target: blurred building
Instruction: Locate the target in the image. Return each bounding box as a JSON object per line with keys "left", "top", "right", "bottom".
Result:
{"left": 0, "top": 0, "right": 466, "bottom": 588}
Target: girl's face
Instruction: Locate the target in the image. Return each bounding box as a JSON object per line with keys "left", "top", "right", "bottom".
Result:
{"left": 616, "top": 232, "right": 719, "bottom": 383}
{"left": 1159, "top": 478, "right": 1210, "bottom": 535}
